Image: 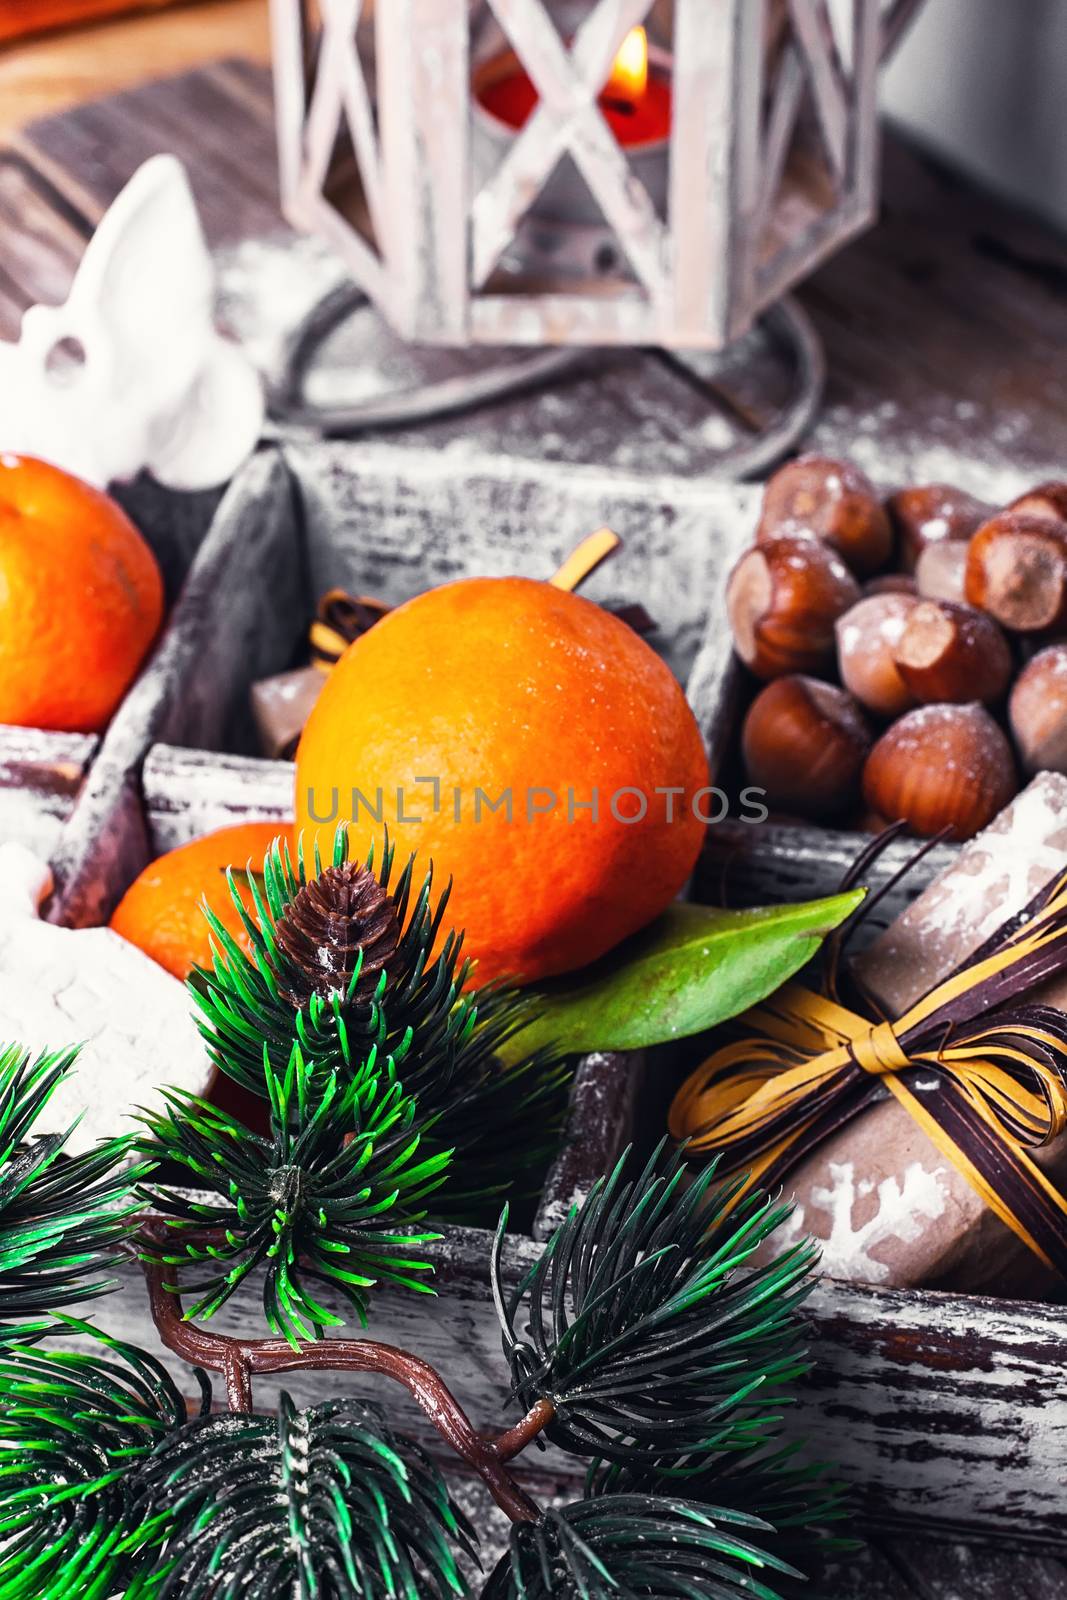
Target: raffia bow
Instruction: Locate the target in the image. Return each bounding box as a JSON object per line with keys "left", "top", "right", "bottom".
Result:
{"left": 670, "top": 867, "right": 1067, "bottom": 1276}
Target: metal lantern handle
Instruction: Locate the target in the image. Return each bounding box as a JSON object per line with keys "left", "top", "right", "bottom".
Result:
{"left": 268, "top": 287, "right": 824, "bottom": 482}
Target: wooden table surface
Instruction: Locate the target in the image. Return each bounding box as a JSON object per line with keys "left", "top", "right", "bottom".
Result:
{"left": 2, "top": 25, "right": 1067, "bottom": 1598}
{"left": 0, "top": 0, "right": 268, "bottom": 136}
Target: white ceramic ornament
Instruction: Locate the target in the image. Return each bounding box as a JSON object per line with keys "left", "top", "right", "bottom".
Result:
{"left": 0, "top": 842, "right": 212, "bottom": 1153}
{"left": 0, "top": 154, "right": 264, "bottom": 490}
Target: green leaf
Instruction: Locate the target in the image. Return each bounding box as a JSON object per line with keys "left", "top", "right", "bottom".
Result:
{"left": 510, "top": 890, "right": 864, "bottom": 1056}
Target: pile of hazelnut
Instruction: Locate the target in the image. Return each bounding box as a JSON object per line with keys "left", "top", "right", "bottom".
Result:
{"left": 728, "top": 456, "right": 1067, "bottom": 842}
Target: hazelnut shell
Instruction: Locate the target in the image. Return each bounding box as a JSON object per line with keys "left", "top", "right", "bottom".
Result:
{"left": 862, "top": 703, "right": 1016, "bottom": 842}
{"left": 892, "top": 600, "right": 1013, "bottom": 706}
{"left": 886, "top": 483, "right": 991, "bottom": 572}
{"left": 835, "top": 593, "right": 919, "bottom": 719}
{"left": 727, "top": 536, "right": 861, "bottom": 680}
{"left": 757, "top": 454, "right": 893, "bottom": 576}
{"left": 742, "top": 675, "right": 872, "bottom": 819}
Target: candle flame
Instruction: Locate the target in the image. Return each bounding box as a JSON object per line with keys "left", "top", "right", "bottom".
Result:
{"left": 606, "top": 26, "right": 649, "bottom": 101}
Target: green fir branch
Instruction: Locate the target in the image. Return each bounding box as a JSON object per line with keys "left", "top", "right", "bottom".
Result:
{"left": 189, "top": 828, "right": 572, "bottom": 1218}
{"left": 480, "top": 1495, "right": 800, "bottom": 1600}
{"left": 413, "top": 1035, "right": 570, "bottom": 1225}
{"left": 0, "top": 1044, "right": 149, "bottom": 1330}
{"left": 491, "top": 1142, "right": 818, "bottom": 1468}
{"left": 138, "top": 1043, "right": 449, "bottom": 1346}
{"left": 193, "top": 832, "right": 496, "bottom": 1105}
{"left": 0, "top": 1320, "right": 198, "bottom": 1600}
{"left": 127, "top": 1391, "right": 476, "bottom": 1600}
{"left": 591, "top": 1440, "right": 856, "bottom": 1571}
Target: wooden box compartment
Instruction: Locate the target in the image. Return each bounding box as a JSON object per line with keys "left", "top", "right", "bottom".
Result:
{"left": 33, "top": 442, "right": 1067, "bottom": 1542}
{"left": 0, "top": 728, "right": 97, "bottom": 858}
{"left": 39, "top": 439, "right": 749, "bottom": 1480}
{"left": 47, "top": 438, "right": 753, "bottom": 920}
{"left": 0, "top": 478, "right": 218, "bottom": 860}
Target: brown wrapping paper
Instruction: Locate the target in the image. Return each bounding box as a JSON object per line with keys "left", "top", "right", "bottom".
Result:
{"left": 773, "top": 773, "right": 1067, "bottom": 1296}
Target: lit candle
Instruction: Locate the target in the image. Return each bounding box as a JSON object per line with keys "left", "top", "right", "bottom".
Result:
{"left": 472, "top": 26, "right": 673, "bottom": 230}
{"left": 477, "top": 27, "right": 672, "bottom": 147}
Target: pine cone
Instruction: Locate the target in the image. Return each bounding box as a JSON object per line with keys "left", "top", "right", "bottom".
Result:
{"left": 274, "top": 863, "right": 401, "bottom": 1008}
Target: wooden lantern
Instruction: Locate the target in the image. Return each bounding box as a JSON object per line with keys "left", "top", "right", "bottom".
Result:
{"left": 270, "top": 0, "right": 924, "bottom": 350}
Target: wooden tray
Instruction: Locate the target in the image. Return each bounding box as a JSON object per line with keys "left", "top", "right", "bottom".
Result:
{"left": 28, "top": 438, "right": 1063, "bottom": 1545}
{"left": 133, "top": 745, "right": 1067, "bottom": 1545}
{"left": 35, "top": 438, "right": 749, "bottom": 1481}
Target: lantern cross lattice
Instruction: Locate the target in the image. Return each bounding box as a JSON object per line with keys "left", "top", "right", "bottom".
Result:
{"left": 270, "top": 0, "right": 923, "bottom": 349}
{"left": 469, "top": 0, "right": 666, "bottom": 298}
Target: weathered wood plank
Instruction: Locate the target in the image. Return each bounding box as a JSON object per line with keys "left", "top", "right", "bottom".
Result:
{"left": 288, "top": 437, "right": 757, "bottom": 687}
{"left": 11, "top": 61, "right": 281, "bottom": 246}
{"left": 0, "top": 725, "right": 94, "bottom": 793}
{"left": 0, "top": 725, "right": 95, "bottom": 854}
{"left": 0, "top": 149, "right": 89, "bottom": 334}
{"left": 142, "top": 742, "right": 293, "bottom": 850}
{"left": 798, "top": 1278, "right": 1067, "bottom": 1551}
{"left": 878, "top": 1539, "right": 1067, "bottom": 1598}
{"left": 695, "top": 816, "right": 960, "bottom": 945}
{"left": 822, "top": 1544, "right": 919, "bottom": 1598}
{"left": 47, "top": 449, "right": 303, "bottom": 927}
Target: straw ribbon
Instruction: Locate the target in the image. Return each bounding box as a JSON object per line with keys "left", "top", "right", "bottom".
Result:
{"left": 849, "top": 1019, "right": 910, "bottom": 1076}
{"left": 671, "top": 869, "right": 1067, "bottom": 1276}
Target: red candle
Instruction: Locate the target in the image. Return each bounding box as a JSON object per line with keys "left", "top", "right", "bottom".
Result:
{"left": 477, "top": 27, "right": 672, "bottom": 147}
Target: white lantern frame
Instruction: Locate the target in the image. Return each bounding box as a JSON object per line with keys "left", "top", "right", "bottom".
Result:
{"left": 270, "top": 0, "right": 924, "bottom": 351}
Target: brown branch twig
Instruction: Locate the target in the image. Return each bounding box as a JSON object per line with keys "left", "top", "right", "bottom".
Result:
{"left": 134, "top": 1227, "right": 553, "bottom": 1525}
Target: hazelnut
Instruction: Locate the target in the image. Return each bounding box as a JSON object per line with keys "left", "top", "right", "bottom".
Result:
{"left": 965, "top": 512, "right": 1067, "bottom": 632}
{"left": 862, "top": 703, "right": 1017, "bottom": 841}
{"left": 1008, "top": 480, "right": 1067, "bottom": 523}
{"left": 835, "top": 593, "right": 919, "bottom": 718}
{"left": 915, "top": 539, "right": 968, "bottom": 604}
{"left": 757, "top": 454, "right": 893, "bottom": 575}
{"left": 742, "top": 676, "right": 873, "bottom": 819}
{"left": 726, "top": 537, "right": 860, "bottom": 680}
{"left": 886, "top": 483, "right": 991, "bottom": 571}
{"left": 1009, "top": 645, "right": 1067, "bottom": 775}
{"left": 892, "top": 600, "right": 1012, "bottom": 706}
{"left": 864, "top": 573, "right": 918, "bottom": 598}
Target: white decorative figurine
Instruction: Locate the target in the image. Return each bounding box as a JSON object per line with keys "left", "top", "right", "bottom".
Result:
{"left": 0, "top": 154, "right": 263, "bottom": 490}
{"left": 0, "top": 842, "right": 213, "bottom": 1152}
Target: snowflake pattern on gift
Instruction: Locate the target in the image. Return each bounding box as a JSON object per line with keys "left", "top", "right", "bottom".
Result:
{"left": 777, "top": 1160, "right": 950, "bottom": 1285}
